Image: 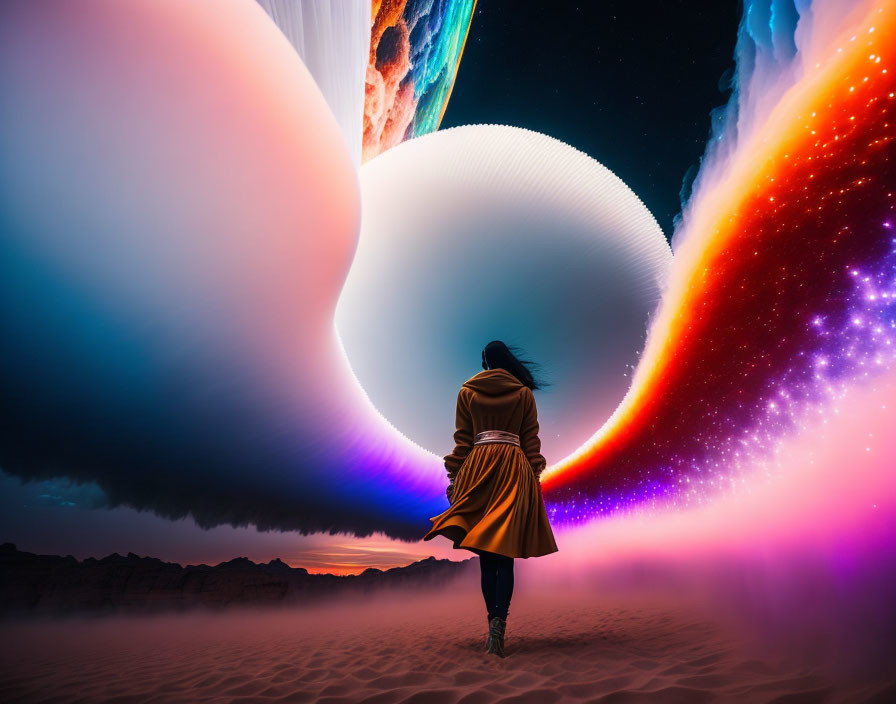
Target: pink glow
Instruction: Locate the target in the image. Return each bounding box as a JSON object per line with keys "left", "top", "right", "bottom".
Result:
{"left": 535, "top": 368, "right": 896, "bottom": 570}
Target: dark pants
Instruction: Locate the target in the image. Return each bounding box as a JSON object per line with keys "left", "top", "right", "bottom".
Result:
{"left": 474, "top": 549, "right": 514, "bottom": 622}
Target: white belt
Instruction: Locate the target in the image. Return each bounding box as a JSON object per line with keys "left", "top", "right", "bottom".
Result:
{"left": 473, "top": 430, "right": 520, "bottom": 447}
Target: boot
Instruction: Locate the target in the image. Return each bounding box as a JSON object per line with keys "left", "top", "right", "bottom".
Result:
{"left": 484, "top": 613, "right": 497, "bottom": 651}
{"left": 486, "top": 616, "right": 506, "bottom": 657}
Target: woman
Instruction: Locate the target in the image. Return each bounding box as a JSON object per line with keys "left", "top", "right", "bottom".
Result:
{"left": 422, "top": 340, "right": 559, "bottom": 658}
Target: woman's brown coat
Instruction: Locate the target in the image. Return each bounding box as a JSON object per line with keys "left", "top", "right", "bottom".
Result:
{"left": 422, "top": 368, "right": 558, "bottom": 559}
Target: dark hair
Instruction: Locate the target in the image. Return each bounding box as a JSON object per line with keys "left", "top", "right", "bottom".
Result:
{"left": 481, "top": 340, "right": 550, "bottom": 391}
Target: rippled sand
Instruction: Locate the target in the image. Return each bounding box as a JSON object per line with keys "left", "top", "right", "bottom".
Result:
{"left": 0, "top": 582, "right": 891, "bottom": 703}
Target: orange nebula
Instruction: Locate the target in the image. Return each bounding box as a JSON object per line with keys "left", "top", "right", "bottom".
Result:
{"left": 544, "top": 3, "right": 896, "bottom": 508}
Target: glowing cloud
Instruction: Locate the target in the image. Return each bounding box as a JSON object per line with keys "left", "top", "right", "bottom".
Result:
{"left": 0, "top": 0, "right": 444, "bottom": 540}
{"left": 363, "top": 0, "right": 476, "bottom": 162}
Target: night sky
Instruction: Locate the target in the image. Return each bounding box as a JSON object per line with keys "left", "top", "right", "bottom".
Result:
{"left": 441, "top": 1, "right": 741, "bottom": 241}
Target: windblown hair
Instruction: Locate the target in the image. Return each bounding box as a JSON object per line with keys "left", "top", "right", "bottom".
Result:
{"left": 481, "top": 340, "right": 550, "bottom": 391}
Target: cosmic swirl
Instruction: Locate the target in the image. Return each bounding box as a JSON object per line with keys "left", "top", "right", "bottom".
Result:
{"left": 543, "top": 4, "right": 896, "bottom": 525}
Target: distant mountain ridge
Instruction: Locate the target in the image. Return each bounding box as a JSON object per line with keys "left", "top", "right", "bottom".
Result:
{"left": 0, "top": 542, "right": 473, "bottom": 616}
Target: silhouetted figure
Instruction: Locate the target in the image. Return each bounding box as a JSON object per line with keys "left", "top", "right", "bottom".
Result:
{"left": 423, "top": 341, "right": 558, "bottom": 657}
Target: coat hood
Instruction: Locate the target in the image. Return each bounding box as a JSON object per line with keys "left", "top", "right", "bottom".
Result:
{"left": 462, "top": 368, "right": 526, "bottom": 396}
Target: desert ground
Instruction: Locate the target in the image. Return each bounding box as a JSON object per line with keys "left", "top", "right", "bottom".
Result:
{"left": 1, "top": 570, "right": 892, "bottom": 704}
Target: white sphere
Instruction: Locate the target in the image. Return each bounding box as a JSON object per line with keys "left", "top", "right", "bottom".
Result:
{"left": 336, "top": 125, "right": 672, "bottom": 464}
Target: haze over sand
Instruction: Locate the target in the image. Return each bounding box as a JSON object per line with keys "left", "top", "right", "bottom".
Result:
{"left": 1, "top": 577, "right": 892, "bottom": 704}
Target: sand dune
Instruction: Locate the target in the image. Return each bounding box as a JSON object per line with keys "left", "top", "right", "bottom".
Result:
{"left": 0, "top": 581, "right": 891, "bottom": 703}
